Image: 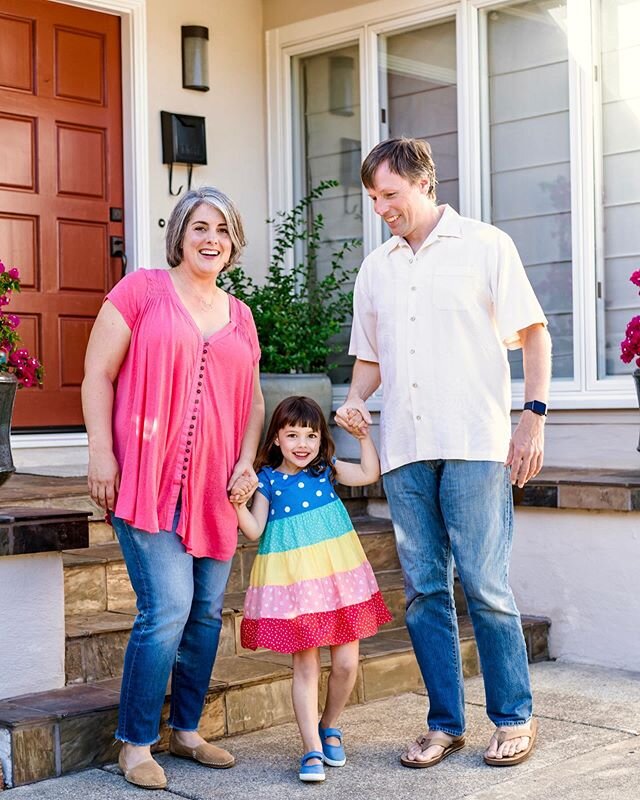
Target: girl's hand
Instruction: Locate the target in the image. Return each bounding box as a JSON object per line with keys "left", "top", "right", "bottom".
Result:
{"left": 88, "top": 449, "right": 121, "bottom": 511}
{"left": 228, "top": 461, "right": 258, "bottom": 504}
{"left": 230, "top": 475, "right": 255, "bottom": 505}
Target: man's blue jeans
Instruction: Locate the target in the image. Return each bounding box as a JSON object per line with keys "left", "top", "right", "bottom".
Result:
{"left": 112, "top": 510, "right": 232, "bottom": 745}
{"left": 383, "top": 460, "right": 532, "bottom": 736}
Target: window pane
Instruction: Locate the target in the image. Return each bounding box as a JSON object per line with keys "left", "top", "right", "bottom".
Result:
{"left": 600, "top": 0, "right": 640, "bottom": 376}
{"left": 379, "top": 20, "right": 458, "bottom": 219}
{"left": 484, "top": 0, "right": 572, "bottom": 380}
{"left": 292, "top": 45, "right": 363, "bottom": 383}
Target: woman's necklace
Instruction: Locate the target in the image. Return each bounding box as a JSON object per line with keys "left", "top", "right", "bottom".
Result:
{"left": 175, "top": 268, "right": 218, "bottom": 312}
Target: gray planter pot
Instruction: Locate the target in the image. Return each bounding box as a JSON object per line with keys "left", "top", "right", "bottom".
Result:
{"left": 259, "top": 373, "right": 332, "bottom": 434}
{"left": 634, "top": 369, "right": 640, "bottom": 452}
{"left": 0, "top": 373, "right": 17, "bottom": 486}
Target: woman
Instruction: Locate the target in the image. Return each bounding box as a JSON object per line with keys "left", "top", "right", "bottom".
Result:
{"left": 82, "top": 187, "right": 264, "bottom": 790}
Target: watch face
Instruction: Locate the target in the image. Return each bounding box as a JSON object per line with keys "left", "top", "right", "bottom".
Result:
{"left": 526, "top": 401, "right": 547, "bottom": 415}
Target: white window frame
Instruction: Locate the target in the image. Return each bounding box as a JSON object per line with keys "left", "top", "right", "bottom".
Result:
{"left": 266, "top": 0, "right": 637, "bottom": 410}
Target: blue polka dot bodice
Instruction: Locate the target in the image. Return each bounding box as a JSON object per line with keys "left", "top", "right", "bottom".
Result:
{"left": 256, "top": 464, "right": 338, "bottom": 521}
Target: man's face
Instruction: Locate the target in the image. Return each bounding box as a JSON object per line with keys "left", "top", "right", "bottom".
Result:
{"left": 366, "top": 161, "right": 431, "bottom": 241}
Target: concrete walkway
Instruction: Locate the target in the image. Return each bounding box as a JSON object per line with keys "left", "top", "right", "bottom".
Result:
{"left": 5, "top": 662, "right": 639, "bottom": 799}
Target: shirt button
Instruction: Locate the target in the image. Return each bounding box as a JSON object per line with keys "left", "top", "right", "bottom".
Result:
{"left": 410, "top": 316, "right": 416, "bottom": 322}
{"left": 416, "top": 415, "right": 422, "bottom": 421}
{"left": 195, "top": 399, "right": 200, "bottom": 404}
{"left": 411, "top": 286, "right": 417, "bottom": 291}
{"left": 410, "top": 349, "right": 415, "bottom": 354}
{"left": 198, "top": 382, "right": 202, "bottom": 387}
{"left": 196, "top": 390, "right": 201, "bottom": 394}
{"left": 412, "top": 383, "right": 418, "bottom": 388}
{"left": 409, "top": 257, "right": 414, "bottom": 264}
{"left": 184, "top": 457, "right": 188, "bottom": 463}
{"left": 191, "top": 415, "right": 196, "bottom": 421}
{"left": 186, "top": 448, "right": 191, "bottom": 453}
{"left": 189, "top": 424, "right": 194, "bottom": 430}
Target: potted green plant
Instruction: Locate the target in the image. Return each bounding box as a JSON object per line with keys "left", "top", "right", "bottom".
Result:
{"left": 619, "top": 268, "right": 640, "bottom": 451}
{"left": 0, "top": 261, "right": 44, "bottom": 484}
{"left": 222, "top": 180, "right": 360, "bottom": 421}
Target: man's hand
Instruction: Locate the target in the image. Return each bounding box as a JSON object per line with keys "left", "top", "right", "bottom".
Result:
{"left": 335, "top": 398, "right": 372, "bottom": 438}
{"left": 506, "top": 412, "right": 545, "bottom": 488}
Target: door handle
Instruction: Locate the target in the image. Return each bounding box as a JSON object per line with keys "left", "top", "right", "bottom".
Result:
{"left": 110, "top": 235, "right": 128, "bottom": 278}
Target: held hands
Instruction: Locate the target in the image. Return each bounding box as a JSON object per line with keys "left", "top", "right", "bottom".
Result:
{"left": 87, "top": 449, "right": 121, "bottom": 511}
{"left": 227, "top": 460, "right": 258, "bottom": 506}
{"left": 335, "top": 399, "right": 372, "bottom": 440}
{"left": 506, "top": 411, "right": 545, "bottom": 488}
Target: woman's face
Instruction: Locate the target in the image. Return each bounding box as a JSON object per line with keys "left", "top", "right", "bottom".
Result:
{"left": 179, "top": 203, "right": 232, "bottom": 279}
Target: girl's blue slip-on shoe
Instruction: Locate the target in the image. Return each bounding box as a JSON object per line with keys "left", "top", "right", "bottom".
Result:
{"left": 319, "top": 725, "right": 346, "bottom": 767}
{"left": 299, "top": 751, "right": 326, "bottom": 782}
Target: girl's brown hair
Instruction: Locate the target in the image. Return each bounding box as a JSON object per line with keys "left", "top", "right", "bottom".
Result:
{"left": 256, "top": 396, "right": 336, "bottom": 481}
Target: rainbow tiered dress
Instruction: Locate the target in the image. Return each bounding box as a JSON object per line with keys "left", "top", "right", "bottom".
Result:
{"left": 241, "top": 464, "right": 392, "bottom": 654}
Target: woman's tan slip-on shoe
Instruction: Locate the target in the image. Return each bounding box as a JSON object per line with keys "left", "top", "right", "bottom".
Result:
{"left": 484, "top": 718, "right": 538, "bottom": 767}
{"left": 118, "top": 751, "right": 167, "bottom": 789}
{"left": 169, "top": 735, "right": 235, "bottom": 768}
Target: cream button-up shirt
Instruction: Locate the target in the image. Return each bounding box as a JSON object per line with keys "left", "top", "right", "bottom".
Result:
{"left": 348, "top": 205, "right": 548, "bottom": 474}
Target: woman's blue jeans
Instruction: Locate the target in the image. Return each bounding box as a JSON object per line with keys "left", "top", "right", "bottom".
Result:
{"left": 383, "top": 460, "right": 532, "bottom": 736}
{"left": 112, "top": 510, "right": 232, "bottom": 746}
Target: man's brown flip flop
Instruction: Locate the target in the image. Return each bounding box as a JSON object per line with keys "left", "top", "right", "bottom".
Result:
{"left": 400, "top": 731, "right": 466, "bottom": 768}
{"left": 484, "top": 718, "right": 538, "bottom": 767}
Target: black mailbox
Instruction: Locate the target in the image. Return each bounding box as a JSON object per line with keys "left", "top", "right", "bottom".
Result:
{"left": 161, "top": 111, "right": 207, "bottom": 165}
{"left": 161, "top": 112, "right": 207, "bottom": 194}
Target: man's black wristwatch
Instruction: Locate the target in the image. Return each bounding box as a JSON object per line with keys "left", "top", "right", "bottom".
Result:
{"left": 523, "top": 400, "right": 547, "bottom": 417}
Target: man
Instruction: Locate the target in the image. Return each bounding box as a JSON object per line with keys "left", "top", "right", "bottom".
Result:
{"left": 336, "top": 137, "right": 551, "bottom": 768}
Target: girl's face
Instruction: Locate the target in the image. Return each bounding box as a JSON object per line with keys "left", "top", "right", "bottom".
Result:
{"left": 275, "top": 424, "right": 321, "bottom": 472}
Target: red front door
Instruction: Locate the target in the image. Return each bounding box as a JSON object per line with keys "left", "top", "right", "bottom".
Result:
{"left": 0, "top": 0, "right": 124, "bottom": 427}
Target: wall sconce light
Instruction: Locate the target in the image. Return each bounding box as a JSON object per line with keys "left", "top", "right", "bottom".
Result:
{"left": 329, "top": 56, "right": 355, "bottom": 117}
{"left": 182, "top": 25, "right": 209, "bottom": 92}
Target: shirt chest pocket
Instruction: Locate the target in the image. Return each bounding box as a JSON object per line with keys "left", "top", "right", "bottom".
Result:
{"left": 433, "top": 268, "right": 478, "bottom": 311}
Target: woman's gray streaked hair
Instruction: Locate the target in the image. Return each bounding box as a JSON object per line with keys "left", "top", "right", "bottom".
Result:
{"left": 165, "top": 186, "right": 246, "bottom": 269}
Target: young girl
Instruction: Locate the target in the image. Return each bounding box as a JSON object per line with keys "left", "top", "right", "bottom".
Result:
{"left": 232, "top": 396, "right": 392, "bottom": 782}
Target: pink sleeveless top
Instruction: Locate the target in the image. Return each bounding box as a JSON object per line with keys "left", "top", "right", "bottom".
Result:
{"left": 106, "top": 268, "right": 260, "bottom": 559}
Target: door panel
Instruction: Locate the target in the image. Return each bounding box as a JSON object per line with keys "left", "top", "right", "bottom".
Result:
{"left": 0, "top": 0, "right": 123, "bottom": 427}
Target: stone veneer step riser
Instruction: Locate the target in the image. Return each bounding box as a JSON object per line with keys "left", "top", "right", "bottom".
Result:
{"left": 63, "top": 518, "right": 404, "bottom": 616}
{"left": 2, "top": 617, "right": 550, "bottom": 787}
{"left": 63, "top": 571, "right": 469, "bottom": 686}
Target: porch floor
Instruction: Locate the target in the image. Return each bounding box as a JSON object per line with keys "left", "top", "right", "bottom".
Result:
{"left": 4, "top": 661, "right": 639, "bottom": 800}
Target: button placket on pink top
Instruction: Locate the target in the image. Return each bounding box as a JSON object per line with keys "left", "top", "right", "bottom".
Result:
{"left": 166, "top": 274, "right": 240, "bottom": 525}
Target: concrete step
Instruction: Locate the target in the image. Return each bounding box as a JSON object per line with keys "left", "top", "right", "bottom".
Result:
{"left": 0, "top": 473, "right": 115, "bottom": 546}
{"left": 0, "top": 616, "right": 550, "bottom": 786}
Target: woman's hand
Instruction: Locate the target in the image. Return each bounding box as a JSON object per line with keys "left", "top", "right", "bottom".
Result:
{"left": 87, "top": 449, "right": 121, "bottom": 511}
{"left": 228, "top": 459, "right": 258, "bottom": 504}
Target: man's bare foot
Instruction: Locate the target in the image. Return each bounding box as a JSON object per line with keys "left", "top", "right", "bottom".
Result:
{"left": 484, "top": 720, "right": 537, "bottom": 764}
{"left": 401, "top": 731, "right": 465, "bottom": 767}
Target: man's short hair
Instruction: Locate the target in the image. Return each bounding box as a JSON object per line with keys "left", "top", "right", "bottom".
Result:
{"left": 361, "top": 137, "right": 438, "bottom": 200}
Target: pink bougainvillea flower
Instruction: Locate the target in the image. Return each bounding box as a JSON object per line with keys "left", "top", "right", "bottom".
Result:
{"left": 0, "top": 260, "right": 44, "bottom": 387}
